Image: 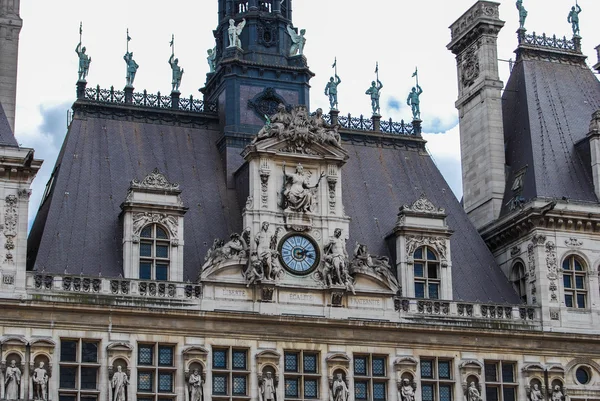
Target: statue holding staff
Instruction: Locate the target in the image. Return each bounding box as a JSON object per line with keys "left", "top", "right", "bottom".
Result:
{"left": 123, "top": 29, "right": 139, "bottom": 87}
{"left": 365, "top": 62, "right": 383, "bottom": 115}
{"left": 76, "top": 22, "right": 91, "bottom": 82}
{"left": 324, "top": 57, "right": 341, "bottom": 110}
{"left": 407, "top": 67, "right": 423, "bottom": 120}
{"left": 567, "top": 2, "right": 582, "bottom": 36}
{"left": 516, "top": 0, "right": 527, "bottom": 30}
{"left": 168, "top": 34, "right": 184, "bottom": 92}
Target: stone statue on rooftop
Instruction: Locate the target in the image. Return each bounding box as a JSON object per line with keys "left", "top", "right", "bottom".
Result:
{"left": 567, "top": 3, "right": 582, "bottom": 36}
{"left": 286, "top": 25, "right": 306, "bottom": 56}
{"left": 516, "top": 0, "right": 527, "bottom": 30}
{"left": 207, "top": 47, "right": 217, "bottom": 72}
{"left": 123, "top": 51, "right": 139, "bottom": 87}
{"left": 325, "top": 75, "right": 341, "bottom": 110}
{"left": 227, "top": 18, "right": 246, "bottom": 49}
{"left": 407, "top": 85, "right": 423, "bottom": 120}
{"left": 169, "top": 54, "right": 184, "bottom": 92}
{"left": 365, "top": 80, "right": 383, "bottom": 116}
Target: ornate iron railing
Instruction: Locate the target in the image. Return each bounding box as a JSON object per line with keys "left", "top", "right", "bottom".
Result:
{"left": 320, "top": 113, "right": 416, "bottom": 136}
{"left": 518, "top": 32, "right": 578, "bottom": 52}
{"left": 82, "top": 85, "right": 217, "bottom": 114}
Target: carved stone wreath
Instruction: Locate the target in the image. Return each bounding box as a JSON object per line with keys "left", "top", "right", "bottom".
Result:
{"left": 401, "top": 194, "right": 445, "bottom": 215}
{"left": 405, "top": 235, "right": 448, "bottom": 266}
{"left": 461, "top": 45, "right": 480, "bottom": 88}
{"left": 131, "top": 168, "right": 179, "bottom": 191}
{"left": 248, "top": 87, "right": 288, "bottom": 122}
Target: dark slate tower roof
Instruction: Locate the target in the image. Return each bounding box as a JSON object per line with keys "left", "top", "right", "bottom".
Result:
{"left": 0, "top": 102, "right": 18, "bottom": 147}
{"left": 501, "top": 33, "right": 600, "bottom": 215}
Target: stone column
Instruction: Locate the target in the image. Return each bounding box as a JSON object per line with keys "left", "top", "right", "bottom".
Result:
{"left": 587, "top": 111, "right": 600, "bottom": 199}
{"left": 329, "top": 109, "right": 339, "bottom": 126}
{"left": 412, "top": 119, "right": 422, "bottom": 136}
{"left": 124, "top": 86, "right": 134, "bottom": 104}
{"left": 171, "top": 91, "right": 181, "bottom": 110}
{"left": 76, "top": 80, "right": 87, "bottom": 100}
{"left": 372, "top": 114, "right": 381, "bottom": 132}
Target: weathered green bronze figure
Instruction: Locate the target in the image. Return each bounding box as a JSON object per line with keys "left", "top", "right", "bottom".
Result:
{"left": 207, "top": 47, "right": 217, "bottom": 73}
{"left": 286, "top": 25, "right": 306, "bottom": 56}
{"left": 516, "top": 0, "right": 527, "bottom": 30}
{"left": 568, "top": 3, "right": 582, "bottom": 36}
{"left": 169, "top": 35, "right": 184, "bottom": 92}
{"left": 407, "top": 85, "right": 423, "bottom": 120}
{"left": 75, "top": 23, "right": 91, "bottom": 82}
{"left": 365, "top": 80, "right": 383, "bottom": 116}
{"left": 325, "top": 75, "right": 341, "bottom": 110}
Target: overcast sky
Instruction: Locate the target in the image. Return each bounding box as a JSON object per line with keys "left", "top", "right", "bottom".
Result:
{"left": 13, "top": 0, "right": 600, "bottom": 226}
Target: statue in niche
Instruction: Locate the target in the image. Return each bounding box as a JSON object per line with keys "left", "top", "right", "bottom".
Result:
{"left": 259, "top": 371, "right": 277, "bottom": 401}
{"left": 406, "top": 85, "right": 423, "bottom": 120}
{"left": 350, "top": 242, "right": 398, "bottom": 287}
{"left": 188, "top": 368, "right": 203, "bottom": 401}
{"left": 567, "top": 3, "right": 582, "bottom": 36}
{"left": 529, "top": 384, "right": 542, "bottom": 401}
{"left": 76, "top": 42, "right": 91, "bottom": 82}
{"left": 551, "top": 385, "right": 564, "bottom": 401}
{"left": 169, "top": 54, "right": 184, "bottom": 92}
{"left": 4, "top": 360, "right": 21, "bottom": 400}
{"left": 322, "top": 228, "right": 355, "bottom": 294}
{"left": 227, "top": 18, "right": 246, "bottom": 49}
{"left": 365, "top": 80, "right": 383, "bottom": 115}
{"left": 282, "top": 163, "right": 324, "bottom": 213}
{"left": 516, "top": 0, "right": 527, "bottom": 30}
{"left": 123, "top": 51, "right": 139, "bottom": 87}
{"left": 399, "top": 379, "right": 416, "bottom": 401}
{"left": 246, "top": 222, "right": 283, "bottom": 286}
{"left": 332, "top": 373, "right": 349, "bottom": 401}
{"left": 207, "top": 47, "right": 217, "bottom": 73}
{"left": 32, "top": 361, "right": 48, "bottom": 401}
{"left": 325, "top": 75, "right": 341, "bottom": 110}
{"left": 467, "top": 382, "right": 481, "bottom": 401}
{"left": 112, "top": 365, "right": 129, "bottom": 401}
{"left": 286, "top": 25, "right": 306, "bottom": 56}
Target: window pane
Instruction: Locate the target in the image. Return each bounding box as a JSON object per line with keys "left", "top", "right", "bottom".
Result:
{"left": 140, "top": 262, "right": 152, "bottom": 280}
{"left": 285, "top": 378, "right": 299, "bottom": 398}
{"left": 503, "top": 387, "right": 516, "bottom": 401}
{"left": 501, "top": 363, "right": 515, "bottom": 383}
{"left": 429, "top": 283, "right": 439, "bottom": 300}
{"left": 484, "top": 363, "right": 497, "bottom": 382}
{"left": 421, "top": 360, "right": 433, "bottom": 378}
{"left": 415, "top": 282, "right": 425, "bottom": 299}
{"left": 574, "top": 258, "right": 583, "bottom": 271}
{"left": 354, "top": 381, "right": 368, "bottom": 400}
{"left": 439, "top": 385, "right": 452, "bottom": 401}
{"left": 60, "top": 366, "right": 77, "bottom": 389}
{"left": 158, "top": 372, "right": 173, "bottom": 393}
{"left": 577, "top": 293, "right": 586, "bottom": 309}
{"left": 158, "top": 346, "right": 173, "bottom": 366}
{"left": 576, "top": 367, "right": 590, "bottom": 384}
{"left": 233, "top": 376, "right": 247, "bottom": 395}
{"left": 59, "top": 396, "right": 77, "bottom": 401}
{"left": 141, "top": 226, "right": 152, "bottom": 238}
{"left": 421, "top": 384, "right": 434, "bottom": 401}
{"left": 414, "top": 248, "right": 423, "bottom": 260}
{"left": 156, "top": 244, "right": 169, "bottom": 258}
{"left": 304, "top": 379, "right": 318, "bottom": 399}
{"left": 486, "top": 387, "right": 499, "bottom": 401}
{"left": 372, "top": 357, "right": 385, "bottom": 376}
{"left": 233, "top": 350, "right": 247, "bottom": 370}
{"left": 575, "top": 275, "right": 585, "bottom": 289}
{"left": 138, "top": 398, "right": 153, "bottom": 401}
{"left": 563, "top": 275, "right": 572, "bottom": 289}
{"left": 562, "top": 258, "right": 570, "bottom": 270}
{"left": 438, "top": 360, "right": 451, "bottom": 379}
{"left": 285, "top": 353, "right": 298, "bottom": 372}
{"left": 213, "top": 350, "right": 227, "bottom": 369}
{"left": 140, "top": 242, "right": 152, "bottom": 257}
{"left": 156, "top": 226, "right": 169, "bottom": 239}
{"left": 354, "top": 356, "right": 367, "bottom": 375}
{"left": 427, "top": 248, "right": 436, "bottom": 260}
{"left": 565, "top": 294, "right": 574, "bottom": 308}
{"left": 373, "top": 382, "right": 386, "bottom": 400}
{"left": 427, "top": 263, "right": 438, "bottom": 279}
{"left": 414, "top": 263, "right": 424, "bottom": 278}
{"left": 81, "top": 397, "right": 97, "bottom": 401}
{"left": 212, "top": 375, "right": 227, "bottom": 395}
{"left": 82, "top": 341, "right": 98, "bottom": 363}
{"left": 80, "top": 367, "right": 98, "bottom": 390}
{"left": 138, "top": 371, "right": 153, "bottom": 392}
{"left": 139, "top": 345, "right": 153, "bottom": 365}
{"left": 304, "top": 353, "right": 317, "bottom": 373}
{"left": 156, "top": 264, "right": 169, "bottom": 281}
{"left": 61, "top": 340, "right": 78, "bottom": 362}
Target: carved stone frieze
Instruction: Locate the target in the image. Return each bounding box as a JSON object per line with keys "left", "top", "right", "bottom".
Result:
{"left": 406, "top": 235, "right": 448, "bottom": 266}
{"left": 531, "top": 234, "right": 546, "bottom": 246}
{"left": 132, "top": 212, "right": 178, "bottom": 239}
{"left": 3, "top": 195, "right": 18, "bottom": 263}
{"left": 527, "top": 243, "right": 536, "bottom": 282}
{"left": 545, "top": 241, "right": 558, "bottom": 302}
{"left": 131, "top": 168, "right": 179, "bottom": 191}
{"left": 461, "top": 44, "right": 480, "bottom": 87}
{"left": 203, "top": 228, "right": 251, "bottom": 268}
{"left": 401, "top": 194, "right": 445, "bottom": 215}
{"left": 349, "top": 243, "right": 398, "bottom": 289}
{"left": 260, "top": 170, "right": 270, "bottom": 209}
{"left": 327, "top": 167, "right": 337, "bottom": 215}
{"left": 564, "top": 237, "right": 583, "bottom": 248}
{"left": 450, "top": 1, "right": 500, "bottom": 40}
{"left": 510, "top": 246, "right": 521, "bottom": 257}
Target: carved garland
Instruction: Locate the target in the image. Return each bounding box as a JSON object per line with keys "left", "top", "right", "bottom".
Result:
{"left": 132, "top": 212, "right": 178, "bottom": 244}
{"left": 545, "top": 241, "right": 558, "bottom": 303}
{"left": 131, "top": 168, "right": 179, "bottom": 191}
{"left": 527, "top": 243, "right": 537, "bottom": 303}
{"left": 402, "top": 194, "right": 445, "bottom": 215}
{"left": 3, "top": 195, "right": 18, "bottom": 263}
{"left": 406, "top": 235, "right": 448, "bottom": 266}
{"left": 461, "top": 44, "right": 480, "bottom": 88}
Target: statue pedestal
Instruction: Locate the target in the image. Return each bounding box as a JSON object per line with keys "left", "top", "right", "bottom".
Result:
{"left": 372, "top": 114, "right": 381, "bottom": 132}
{"left": 288, "top": 54, "right": 307, "bottom": 68}
{"left": 76, "top": 80, "right": 87, "bottom": 100}
{"left": 283, "top": 211, "right": 313, "bottom": 232}
{"left": 412, "top": 118, "right": 422, "bottom": 136}
{"left": 171, "top": 91, "right": 181, "bottom": 110}
{"left": 124, "top": 86, "right": 134, "bottom": 104}
{"left": 224, "top": 46, "right": 243, "bottom": 59}
{"left": 329, "top": 109, "right": 340, "bottom": 126}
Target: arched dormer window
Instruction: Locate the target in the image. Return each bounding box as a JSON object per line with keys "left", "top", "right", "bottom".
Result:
{"left": 562, "top": 255, "right": 587, "bottom": 308}
{"left": 510, "top": 261, "right": 527, "bottom": 303}
{"left": 414, "top": 246, "right": 440, "bottom": 299}
{"left": 139, "top": 224, "right": 170, "bottom": 281}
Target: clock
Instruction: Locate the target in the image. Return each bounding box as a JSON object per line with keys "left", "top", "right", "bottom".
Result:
{"left": 278, "top": 234, "right": 320, "bottom": 275}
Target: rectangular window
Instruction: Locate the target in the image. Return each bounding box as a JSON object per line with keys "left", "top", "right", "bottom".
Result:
{"left": 137, "top": 343, "right": 176, "bottom": 401}
{"left": 59, "top": 339, "right": 100, "bottom": 401}
{"left": 420, "top": 358, "right": 453, "bottom": 401}
{"left": 284, "top": 350, "right": 320, "bottom": 400}
{"left": 354, "top": 354, "right": 387, "bottom": 401}
{"left": 484, "top": 361, "right": 517, "bottom": 401}
{"left": 212, "top": 347, "right": 249, "bottom": 400}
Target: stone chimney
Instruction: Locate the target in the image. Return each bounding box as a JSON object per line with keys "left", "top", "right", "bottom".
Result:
{"left": 447, "top": 1, "right": 506, "bottom": 230}
{"left": 0, "top": 0, "right": 22, "bottom": 133}
{"left": 587, "top": 110, "right": 600, "bottom": 199}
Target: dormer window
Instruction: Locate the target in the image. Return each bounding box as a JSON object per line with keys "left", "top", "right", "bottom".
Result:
{"left": 139, "top": 224, "right": 170, "bottom": 281}
{"left": 414, "top": 246, "right": 440, "bottom": 299}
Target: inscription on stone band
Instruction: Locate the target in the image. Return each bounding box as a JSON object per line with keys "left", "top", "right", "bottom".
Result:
{"left": 216, "top": 287, "right": 250, "bottom": 300}
{"left": 349, "top": 297, "right": 382, "bottom": 308}
{"left": 280, "top": 291, "right": 321, "bottom": 305}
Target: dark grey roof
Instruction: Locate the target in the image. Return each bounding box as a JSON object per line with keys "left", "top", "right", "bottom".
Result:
{"left": 501, "top": 55, "right": 600, "bottom": 215}
{"left": 0, "top": 102, "right": 18, "bottom": 147}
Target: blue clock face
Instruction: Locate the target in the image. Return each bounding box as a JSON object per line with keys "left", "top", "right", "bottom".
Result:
{"left": 279, "top": 234, "right": 320, "bottom": 275}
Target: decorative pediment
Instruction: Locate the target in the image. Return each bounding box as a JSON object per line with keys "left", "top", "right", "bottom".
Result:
{"left": 394, "top": 356, "right": 418, "bottom": 369}
{"left": 0, "top": 336, "right": 27, "bottom": 346}
{"left": 326, "top": 352, "right": 350, "bottom": 364}
{"left": 400, "top": 194, "right": 445, "bottom": 215}
{"left": 522, "top": 363, "right": 546, "bottom": 373}
{"left": 29, "top": 338, "right": 56, "bottom": 347}
{"left": 459, "top": 359, "right": 483, "bottom": 369}
{"left": 243, "top": 135, "right": 348, "bottom": 161}
{"left": 183, "top": 346, "right": 210, "bottom": 356}
{"left": 107, "top": 342, "right": 134, "bottom": 352}
{"left": 349, "top": 243, "right": 399, "bottom": 293}
{"left": 131, "top": 168, "right": 180, "bottom": 192}
{"left": 256, "top": 350, "right": 281, "bottom": 360}
{"left": 547, "top": 364, "right": 565, "bottom": 373}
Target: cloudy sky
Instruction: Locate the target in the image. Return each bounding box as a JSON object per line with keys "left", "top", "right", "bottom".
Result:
{"left": 13, "top": 0, "right": 600, "bottom": 226}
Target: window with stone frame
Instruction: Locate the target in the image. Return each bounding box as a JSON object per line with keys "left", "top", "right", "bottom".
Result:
{"left": 484, "top": 361, "right": 517, "bottom": 401}
{"left": 212, "top": 347, "right": 250, "bottom": 401}
{"left": 414, "top": 246, "right": 440, "bottom": 299}
{"left": 420, "top": 358, "right": 453, "bottom": 401}
{"left": 136, "top": 343, "right": 176, "bottom": 401}
{"left": 283, "top": 350, "right": 320, "bottom": 400}
{"left": 510, "top": 261, "right": 527, "bottom": 303}
{"left": 353, "top": 354, "right": 387, "bottom": 401}
{"left": 562, "top": 255, "right": 587, "bottom": 308}
{"left": 139, "top": 224, "right": 170, "bottom": 281}
{"left": 59, "top": 339, "right": 101, "bottom": 401}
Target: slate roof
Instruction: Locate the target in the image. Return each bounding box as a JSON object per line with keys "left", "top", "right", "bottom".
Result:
{"left": 0, "top": 102, "right": 18, "bottom": 147}
{"left": 501, "top": 50, "right": 600, "bottom": 216}
{"left": 27, "top": 101, "right": 519, "bottom": 303}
